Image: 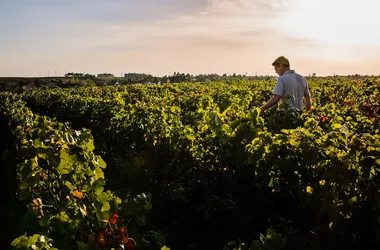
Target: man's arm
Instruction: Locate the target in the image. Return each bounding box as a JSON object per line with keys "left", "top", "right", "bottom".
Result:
{"left": 260, "top": 78, "right": 284, "bottom": 112}
{"left": 260, "top": 94, "right": 282, "bottom": 111}
{"left": 304, "top": 92, "right": 312, "bottom": 111}
{"left": 303, "top": 80, "right": 312, "bottom": 111}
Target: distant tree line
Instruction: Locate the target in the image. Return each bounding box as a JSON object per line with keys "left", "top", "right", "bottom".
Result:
{"left": 120, "top": 72, "right": 274, "bottom": 84}
{"left": 61, "top": 72, "right": 274, "bottom": 85}
{"left": 64, "top": 72, "right": 96, "bottom": 79}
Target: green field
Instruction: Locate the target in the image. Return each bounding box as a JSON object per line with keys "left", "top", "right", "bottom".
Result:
{"left": 1, "top": 77, "right": 379, "bottom": 250}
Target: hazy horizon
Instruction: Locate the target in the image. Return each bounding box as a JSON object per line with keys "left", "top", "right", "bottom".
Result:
{"left": 1, "top": 0, "right": 380, "bottom": 77}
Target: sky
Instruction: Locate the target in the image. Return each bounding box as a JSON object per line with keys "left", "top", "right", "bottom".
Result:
{"left": 1, "top": 0, "right": 380, "bottom": 77}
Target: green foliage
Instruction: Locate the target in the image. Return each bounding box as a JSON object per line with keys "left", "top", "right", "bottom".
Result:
{"left": 11, "top": 234, "right": 58, "bottom": 250}
{"left": 0, "top": 94, "right": 158, "bottom": 249}
{"left": 1, "top": 77, "right": 380, "bottom": 249}
{"left": 225, "top": 228, "right": 285, "bottom": 250}
{"left": 85, "top": 79, "right": 96, "bottom": 86}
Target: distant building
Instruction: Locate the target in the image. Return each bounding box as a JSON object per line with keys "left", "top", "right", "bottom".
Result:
{"left": 22, "top": 83, "right": 35, "bottom": 91}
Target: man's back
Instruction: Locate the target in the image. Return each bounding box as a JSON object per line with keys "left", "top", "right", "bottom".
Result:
{"left": 260, "top": 56, "right": 312, "bottom": 113}
{"left": 273, "top": 70, "right": 310, "bottom": 111}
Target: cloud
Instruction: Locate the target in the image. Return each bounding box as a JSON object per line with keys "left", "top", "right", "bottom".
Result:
{"left": 85, "top": 0, "right": 292, "bottom": 51}
{"left": 1, "top": 0, "right": 380, "bottom": 76}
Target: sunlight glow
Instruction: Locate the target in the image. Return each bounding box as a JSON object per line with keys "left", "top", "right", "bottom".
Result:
{"left": 281, "top": 0, "right": 380, "bottom": 47}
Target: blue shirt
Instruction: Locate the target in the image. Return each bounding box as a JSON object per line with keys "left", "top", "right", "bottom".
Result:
{"left": 272, "top": 70, "right": 310, "bottom": 111}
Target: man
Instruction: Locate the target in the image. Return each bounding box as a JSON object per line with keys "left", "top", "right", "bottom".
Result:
{"left": 260, "top": 56, "right": 312, "bottom": 113}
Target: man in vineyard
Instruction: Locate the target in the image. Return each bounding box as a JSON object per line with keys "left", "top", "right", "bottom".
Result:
{"left": 260, "top": 56, "right": 312, "bottom": 113}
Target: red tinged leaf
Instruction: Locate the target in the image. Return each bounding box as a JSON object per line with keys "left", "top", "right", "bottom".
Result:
{"left": 124, "top": 237, "right": 137, "bottom": 250}
{"left": 319, "top": 115, "right": 328, "bottom": 123}
{"left": 32, "top": 189, "right": 41, "bottom": 194}
{"left": 73, "top": 190, "right": 83, "bottom": 199}
{"left": 96, "top": 229, "right": 107, "bottom": 248}
{"left": 116, "top": 226, "right": 128, "bottom": 244}
{"left": 96, "top": 228, "right": 114, "bottom": 248}
{"left": 109, "top": 213, "right": 118, "bottom": 224}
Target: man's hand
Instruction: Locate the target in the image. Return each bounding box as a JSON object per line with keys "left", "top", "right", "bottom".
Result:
{"left": 260, "top": 94, "right": 282, "bottom": 112}
{"left": 304, "top": 93, "right": 312, "bottom": 111}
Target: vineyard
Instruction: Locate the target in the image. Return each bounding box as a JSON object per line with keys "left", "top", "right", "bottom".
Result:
{"left": 0, "top": 77, "right": 379, "bottom": 250}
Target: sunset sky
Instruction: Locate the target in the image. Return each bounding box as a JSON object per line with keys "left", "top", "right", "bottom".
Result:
{"left": 1, "top": 0, "right": 379, "bottom": 77}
